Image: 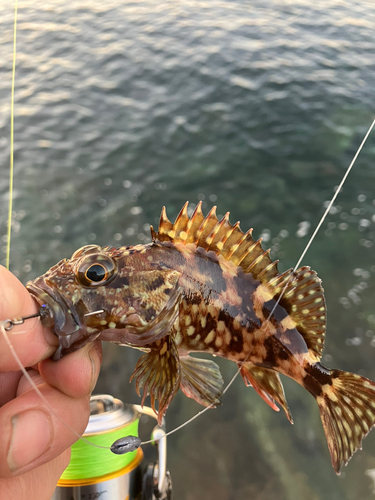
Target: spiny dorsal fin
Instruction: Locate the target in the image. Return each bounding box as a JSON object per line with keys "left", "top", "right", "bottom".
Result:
{"left": 268, "top": 266, "right": 326, "bottom": 361}
{"left": 152, "top": 202, "right": 279, "bottom": 283}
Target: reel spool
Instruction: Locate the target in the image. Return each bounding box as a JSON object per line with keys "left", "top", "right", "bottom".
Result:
{"left": 51, "top": 394, "right": 172, "bottom": 500}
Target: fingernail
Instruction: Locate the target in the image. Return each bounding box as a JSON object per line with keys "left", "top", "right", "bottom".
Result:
{"left": 88, "top": 344, "right": 101, "bottom": 392}
{"left": 7, "top": 410, "right": 52, "bottom": 472}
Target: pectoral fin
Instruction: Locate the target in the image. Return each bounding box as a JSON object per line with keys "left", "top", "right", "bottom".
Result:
{"left": 180, "top": 356, "right": 224, "bottom": 407}
{"left": 130, "top": 336, "right": 180, "bottom": 424}
{"left": 239, "top": 362, "right": 293, "bottom": 424}
{"left": 119, "top": 284, "right": 182, "bottom": 347}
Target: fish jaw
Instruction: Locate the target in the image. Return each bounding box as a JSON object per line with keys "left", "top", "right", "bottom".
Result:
{"left": 26, "top": 275, "right": 147, "bottom": 359}
{"left": 27, "top": 277, "right": 100, "bottom": 360}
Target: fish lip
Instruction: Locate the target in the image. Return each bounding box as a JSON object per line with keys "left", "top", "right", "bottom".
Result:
{"left": 28, "top": 278, "right": 105, "bottom": 361}
{"left": 26, "top": 278, "right": 82, "bottom": 338}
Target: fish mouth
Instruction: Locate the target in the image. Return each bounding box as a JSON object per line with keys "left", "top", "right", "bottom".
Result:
{"left": 26, "top": 278, "right": 87, "bottom": 360}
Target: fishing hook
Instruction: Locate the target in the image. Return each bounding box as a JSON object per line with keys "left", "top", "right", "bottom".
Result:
{"left": 1, "top": 312, "right": 41, "bottom": 331}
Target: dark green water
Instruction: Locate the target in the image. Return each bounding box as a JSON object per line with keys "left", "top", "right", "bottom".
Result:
{"left": 1, "top": 1, "right": 375, "bottom": 498}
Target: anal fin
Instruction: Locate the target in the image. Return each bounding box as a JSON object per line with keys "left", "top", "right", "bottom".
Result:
{"left": 239, "top": 362, "right": 293, "bottom": 424}
{"left": 180, "top": 356, "right": 224, "bottom": 407}
{"left": 130, "top": 336, "right": 180, "bottom": 424}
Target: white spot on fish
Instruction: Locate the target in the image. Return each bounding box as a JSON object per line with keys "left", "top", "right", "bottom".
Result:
{"left": 215, "top": 336, "right": 223, "bottom": 348}
{"left": 204, "top": 330, "right": 215, "bottom": 344}
{"left": 192, "top": 304, "right": 199, "bottom": 314}
{"left": 187, "top": 326, "right": 195, "bottom": 336}
{"left": 217, "top": 320, "right": 225, "bottom": 333}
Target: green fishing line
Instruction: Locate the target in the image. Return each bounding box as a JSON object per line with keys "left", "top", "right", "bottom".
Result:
{"left": 7, "top": 0, "right": 18, "bottom": 270}
{"left": 61, "top": 419, "right": 140, "bottom": 481}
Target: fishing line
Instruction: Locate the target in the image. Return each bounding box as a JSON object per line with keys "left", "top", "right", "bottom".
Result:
{"left": 265, "top": 116, "right": 375, "bottom": 327}
{"left": 6, "top": 0, "right": 18, "bottom": 271}
{"left": 295, "top": 117, "right": 375, "bottom": 272}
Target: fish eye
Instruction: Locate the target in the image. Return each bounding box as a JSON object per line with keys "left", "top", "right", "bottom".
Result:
{"left": 76, "top": 254, "right": 116, "bottom": 287}
{"left": 86, "top": 264, "right": 107, "bottom": 282}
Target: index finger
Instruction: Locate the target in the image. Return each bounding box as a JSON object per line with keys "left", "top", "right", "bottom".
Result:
{"left": 0, "top": 266, "right": 57, "bottom": 370}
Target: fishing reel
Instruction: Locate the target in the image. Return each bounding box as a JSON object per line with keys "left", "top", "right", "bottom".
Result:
{"left": 51, "top": 394, "right": 172, "bottom": 500}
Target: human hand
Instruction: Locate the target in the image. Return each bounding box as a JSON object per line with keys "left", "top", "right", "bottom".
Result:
{"left": 0, "top": 265, "right": 102, "bottom": 500}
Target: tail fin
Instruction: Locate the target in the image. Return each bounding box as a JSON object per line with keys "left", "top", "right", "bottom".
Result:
{"left": 314, "top": 369, "right": 375, "bottom": 474}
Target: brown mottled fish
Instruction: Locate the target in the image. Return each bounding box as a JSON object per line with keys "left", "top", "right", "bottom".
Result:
{"left": 27, "top": 202, "right": 375, "bottom": 474}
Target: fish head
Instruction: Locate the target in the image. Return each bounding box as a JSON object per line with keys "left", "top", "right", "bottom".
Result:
{"left": 26, "top": 244, "right": 181, "bottom": 359}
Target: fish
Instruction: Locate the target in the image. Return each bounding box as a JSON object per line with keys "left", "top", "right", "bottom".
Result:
{"left": 25, "top": 201, "right": 375, "bottom": 475}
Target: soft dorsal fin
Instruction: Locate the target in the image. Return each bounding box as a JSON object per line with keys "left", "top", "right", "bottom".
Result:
{"left": 151, "top": 202, "right": 279, "bottom": 283}
{"left": 267, "top": 266, "right": 327, "bottom": 361}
